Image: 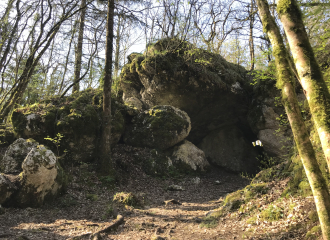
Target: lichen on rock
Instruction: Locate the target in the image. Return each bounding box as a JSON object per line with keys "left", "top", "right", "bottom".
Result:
{"left": 13, "top": 144, "right": 66, "bottom": 207}
{"left": 0, "top": 138, "right": 38, "bottom": 174}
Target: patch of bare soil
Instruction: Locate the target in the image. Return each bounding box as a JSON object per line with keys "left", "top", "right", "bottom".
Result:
{"left": 0, "top": 145, "right": 316, "bottom": 240}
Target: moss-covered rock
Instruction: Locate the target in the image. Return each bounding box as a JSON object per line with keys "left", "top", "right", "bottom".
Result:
{"left": 11, "top": 145, "right": 66, "bottom": 207}
{"left": 0, "top": 124, "right": 16, "bottom": 147}
{"left": 124, "top": 105, "right": 191, "bottom": 150}
{"left": 113, "top": 192, "right": 145, "bottom": 208}
{"left": 0, "top": 138, "right": 38, "bottom": 174}
{"left": 11, "top": 89, "right": 126, "bottom": 165}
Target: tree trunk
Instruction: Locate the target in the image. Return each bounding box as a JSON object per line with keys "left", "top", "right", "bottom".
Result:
{"left": 249, "top": 0, "right": 255, "bottom": 71}
{"left": 114, "top": 14, "right": 122, "bottom": 79}
{"left": 73, "top": 0, "right": 87, "bottom": 93}
{"left": 277, "top": 0, "right": 330, "bottom": 175}
{"left": 256, "top": 0, "right": 330, "bottom": 239}
{"left": 99, "top": 0, "right": 115, "bottom": 175}
{"left": 59, "top": 19, "right": 77, "bottom": 94}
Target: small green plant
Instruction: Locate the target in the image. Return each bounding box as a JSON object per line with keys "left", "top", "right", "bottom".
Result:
{"left": 200, "top": 214, "right": 220, "bottom": 228}
{"left": 113, "top": 192, "right": 139, "bottom": 207}
{"left": 306, "top": 225, "right": 322, "bottom": 239}
{"left": 261, "top": 204, "right": 284, "bottom": 221}
{"left": 246, "top": 216, "right": 257, "bottom": 225}
{"left": 44, "top": 133, "right": 64, "bottom": 156}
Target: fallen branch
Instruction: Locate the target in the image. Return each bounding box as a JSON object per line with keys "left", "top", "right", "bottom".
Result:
{"left": 91, "top": 215, "right": 124, "bottom": 236}
{"left": 66, "top": 215, "right": 124, "bottom": 240}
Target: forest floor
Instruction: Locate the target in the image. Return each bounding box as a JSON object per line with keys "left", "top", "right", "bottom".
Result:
{"left": 0, "top": 145, "right": 320, "bottom": 240}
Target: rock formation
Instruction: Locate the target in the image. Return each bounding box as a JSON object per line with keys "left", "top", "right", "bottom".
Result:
{"left": 0, "top": 139, "right": 66, "bottom": 207}
{"left": 123, "top": 105, "right": 191, "bottom": 150}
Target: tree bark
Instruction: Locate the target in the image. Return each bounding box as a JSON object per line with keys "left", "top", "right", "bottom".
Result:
{"left": 256, "top": 0, "right": 330, "bottom": 239}
{"left": 249, "top": 0, "right": 255, "bottom": 71}
{"left": 277, "top": 0, "right": 330, "bottom": 176}
{"left": 114, "top": 14, "right": 122, "bottom": 79}
{"left": 99, "top": 0, "right": 115, "bottom": 175}
{"left": 73, "top": 0, "right": 87, "bottom": 93}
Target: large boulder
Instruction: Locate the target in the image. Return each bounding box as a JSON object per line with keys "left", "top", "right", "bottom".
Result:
{"left": 198, "top": 125, "right": 260, "bottom": 173}
{"left": 11, "top": 89, "right": 126, "bottom": 165}
{"left": 0, "top": 139, "right": 66, "bottom": 207}
{"left": 170, "top": 140, "right": 210, "bottom": 171}
{"left": 120, "top": 38, "right": 250, "bottom": 144}
{"left": 12, "top": 145, "right": 66, "bottom": 207}
{"left": 123, "top": 105, "right": 191, "bottom": 150}
{"left": 0, "top": 138, "right": 38, "bottom": 174}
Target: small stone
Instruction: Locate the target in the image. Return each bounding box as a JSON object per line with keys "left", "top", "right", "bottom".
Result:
{"left": 214, "top": 180, "right": 222, "bottom": 185}
{"left": 191, "top": 177, "right": 201, "bottom": 184}
{"left": 167, "top": 185, "right": 184, "bottom": 191}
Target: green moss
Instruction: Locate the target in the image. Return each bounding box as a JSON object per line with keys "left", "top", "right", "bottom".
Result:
{"left": 308, "top": 210, "right": 319, "bottom": 223}
{"left": 298, "top": 180, "right": 312, "bottom": 197}
{"left": 244, "top": 183, "right": 268, "bottom": 200}
{"left": 261, "top": 204, "right": 284, "bottom": 221}
{"left": 113, "top": 192, "right": 141, "bottom": 208}
{"left": 223, "top": 190, "right": 243, "bottom": 211}
{"left": 306, "top": 225, "right": 322, "bottom": 239}
{"left": 200, "top": 210, "right": 224, "bottom": 228}
{"left": 246, "top": 216, "right": 257, "bottom": 225}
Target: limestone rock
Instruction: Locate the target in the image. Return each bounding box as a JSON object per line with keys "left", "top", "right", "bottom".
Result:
{"left": 0, "top": 174, "right": 17, "bottom": 205}
{"left": 0, "top": 138, "right": 38, "bottom": 174}
{"left": 248, "top": 102, "right": 291, "bottom": 157}
{"left": 171, "top": 140, "right": 209, "bottom": 171}
{"left": 124, "top": 97, "right": 143, "bottom": 116}
{"left": 198, "top": 126, "right": 259, "bottom": 173}
{"left": 14, "top": 145, "right": 66, "bottom": 207}
{"left": 124, "top": 105, "right": 191, "bottom": 150}
{"left": 121, "top": 38, "right": 250, "bottom": 143}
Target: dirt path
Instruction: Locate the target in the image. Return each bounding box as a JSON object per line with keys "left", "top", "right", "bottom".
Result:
{"left": 0, "top": 165, "right": 252, "bottom": 240}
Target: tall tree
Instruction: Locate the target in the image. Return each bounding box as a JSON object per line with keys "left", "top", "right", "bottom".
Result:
{"left": 277, "top": 0, "right": 330, "bottom": 174}
{"left": 248, "top": 0, "right": 255, "bottom": 71}
{"left": 99, "top": 0, "right": 115, "bottom": 175}
{"left": 73, "top": 0, "right": 87, "bottom": 93}
{"left": 256, "top": 0, "right": 330, "bottom": 239}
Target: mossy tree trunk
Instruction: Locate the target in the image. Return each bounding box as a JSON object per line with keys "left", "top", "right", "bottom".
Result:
{"left": 100, "top": 0, "right": 115, "bottom": 175}
{"left": 277, "top": 0, "right": 330, "bottom": 174}
{"left": 256, "top": 0, "right": 330, "bottom": 238}
{"left": 73, "top": 0, "right": 87, "bottom": 93}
